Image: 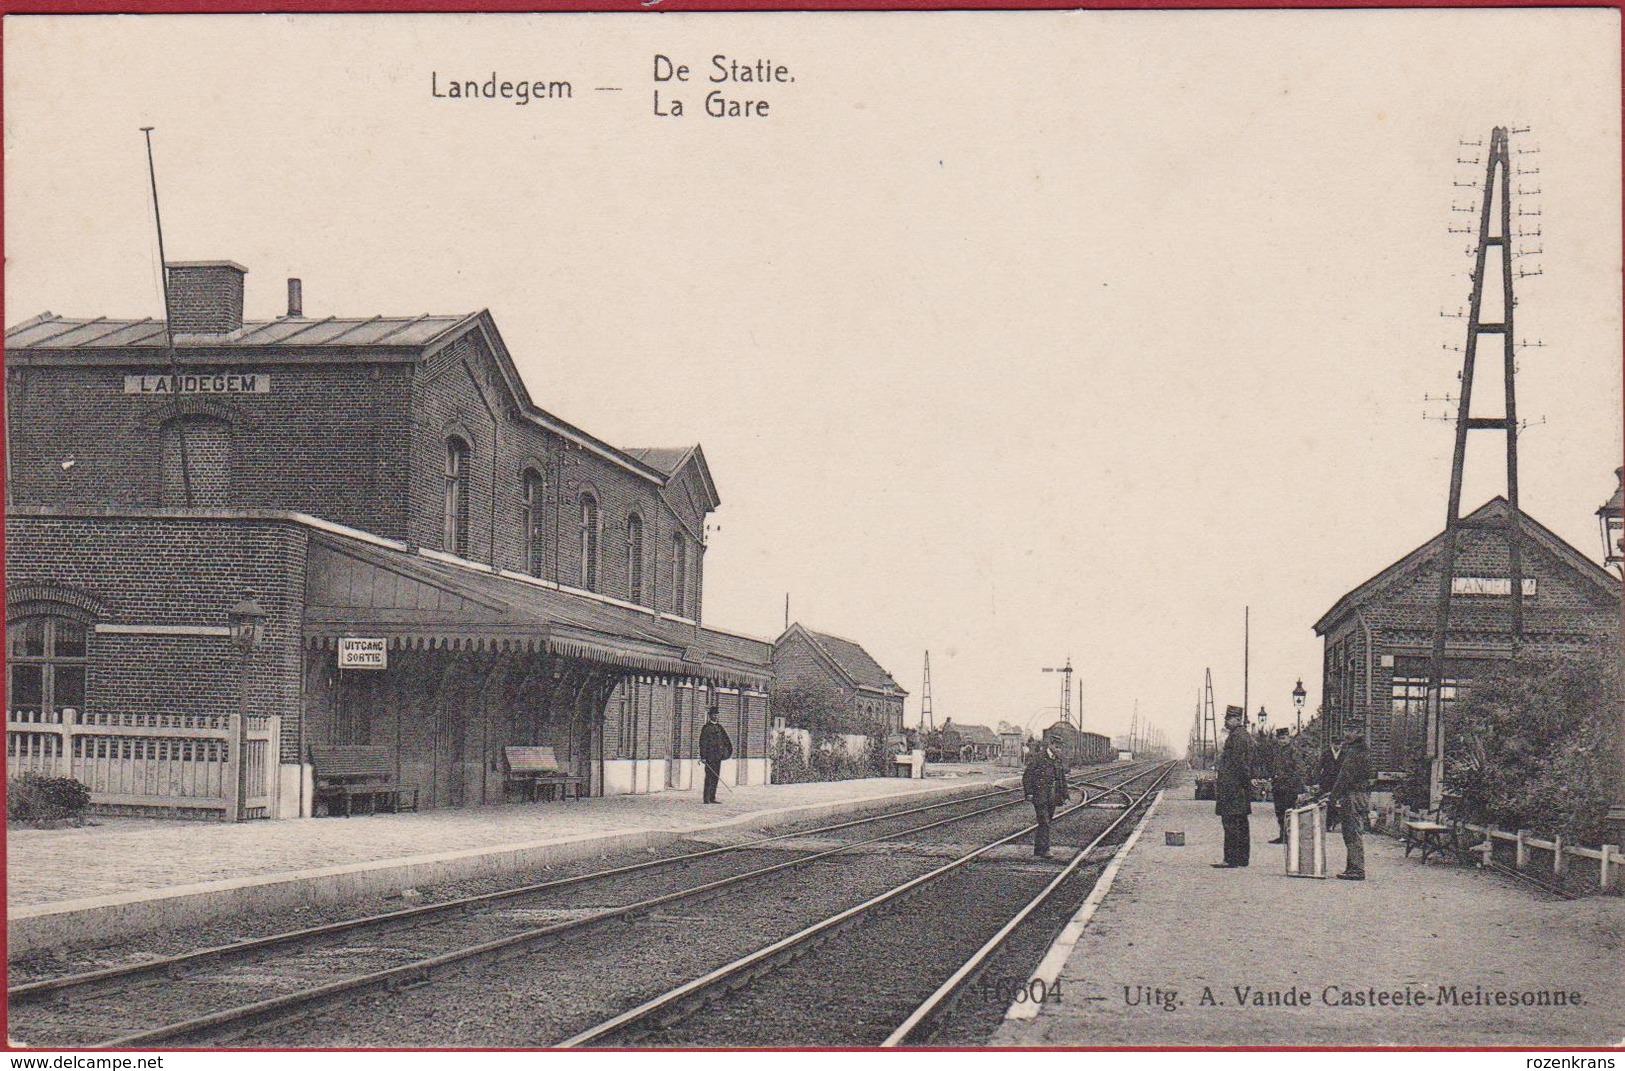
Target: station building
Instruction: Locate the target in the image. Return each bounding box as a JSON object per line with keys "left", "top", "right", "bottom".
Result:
{"left": 1312, "top": 497, "right": 1620, "bottom": 775}
{"left": 4, "top": 262, "right": 773, "bottom": 818}
{"left": 770, "top": 623, "right": 907, "bottom": 734}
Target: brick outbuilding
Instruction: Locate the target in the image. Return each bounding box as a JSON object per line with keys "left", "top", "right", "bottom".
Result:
{"left": 1312, "top": 497, "right": 1620, "bottom": 775}
{"left": 771, "top": 623, "right": 907, "bottom": 734}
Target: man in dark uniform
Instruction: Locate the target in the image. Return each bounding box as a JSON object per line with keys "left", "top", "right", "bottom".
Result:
{"left": 1267, "top": 727, "right": 1303, "bottom": 845}
{"left": 1324, "top": 719, "right": 1372, "bottom": 880}
{"left": 1316, "top": 739, "right": 1340, "bottom": 798}
{"left": 699, "top": 706, "right": 733, "bottom": 804}
{"left": 1213, "top": 706, "right": 1253, "bottom": 868}
{"left": 1022, "top": 742, "right": 1070, "bottom": 858}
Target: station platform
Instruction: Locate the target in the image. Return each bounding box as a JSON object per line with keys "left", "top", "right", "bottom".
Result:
{"left": 6, "top": 769, "right": 1009, "bottom": 959}
{"left": 995, "top": 773, "right": 1625, "bottom": 1048}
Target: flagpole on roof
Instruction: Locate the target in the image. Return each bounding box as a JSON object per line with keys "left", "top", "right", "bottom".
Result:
{"left": 141, "top": 126, "right": 193, "bottom": 507}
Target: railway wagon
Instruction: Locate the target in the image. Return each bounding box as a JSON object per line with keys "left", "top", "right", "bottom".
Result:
{"left": 1040, "top": 723, "right": 1115, "bottom": 767}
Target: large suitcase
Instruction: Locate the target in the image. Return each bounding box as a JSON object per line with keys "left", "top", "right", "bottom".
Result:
{"left": 1285, "top": 800, "right": 1327, "bottom": 878}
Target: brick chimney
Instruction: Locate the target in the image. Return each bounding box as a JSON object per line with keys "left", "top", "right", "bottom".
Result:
{"left": 165, "top": 261, "right": 247, "bottom": 334}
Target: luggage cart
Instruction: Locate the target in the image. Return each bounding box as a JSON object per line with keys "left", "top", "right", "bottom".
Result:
{"left": 1285, "top": 800, "right": 1327, "bottom": 878}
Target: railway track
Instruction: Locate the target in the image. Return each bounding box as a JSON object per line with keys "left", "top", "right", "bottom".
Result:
{"left": 8, "top": 764, "right": 1154, "bottom": 1048}
{"left": 560, "top": 760, "right": 1174, "bottom": 1048}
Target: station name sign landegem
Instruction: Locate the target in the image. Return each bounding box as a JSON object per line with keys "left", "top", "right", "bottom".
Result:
{"left": 124, "top": 373, "right": 271, "bottom": 394}
{"left": 1450, "top": 577, "right": 1538, "bottom": 597}
{"left": 338, "top": 637, "right": 389, "bottom": 670}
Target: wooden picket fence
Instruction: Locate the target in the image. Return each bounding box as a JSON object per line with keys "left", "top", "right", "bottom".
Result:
{"left": 1375, "top": 802, "right": 1621, "bottom": 894}
{"left": 7, "top": 707, "right": 278, "bottom": 820}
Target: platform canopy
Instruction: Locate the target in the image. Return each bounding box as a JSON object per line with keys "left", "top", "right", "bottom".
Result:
{"left": 302, "top": 531, "right": 771, "bottom": 689}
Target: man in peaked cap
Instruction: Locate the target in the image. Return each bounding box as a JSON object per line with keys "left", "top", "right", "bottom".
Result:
{"left": 1323, "top": 718, "right": 1372, "bottom": 880}
{"left": 1267, "top": 727, "right": 1304, "bottom": 845}
{"left": 1022, "top": 741, "right": 1070, "bottom": 859}
{"left": 1213, "top": 706, "right": 1253, "bottom": 868}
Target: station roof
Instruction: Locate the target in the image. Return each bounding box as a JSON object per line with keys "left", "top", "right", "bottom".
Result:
{"left": 302, "top": 525, "right": 771, "bottom": 688}
{"left": 4, "top": 313, "right": 472, "bottom": 353}
{"left": 1313, "top": 497, "right": 1620, "bottom": 635}
{"left": 623, "top": 448, "right": 694, "bottom": 475}
{"left": 774, "top": 622, "right": 907, "bottom": 696}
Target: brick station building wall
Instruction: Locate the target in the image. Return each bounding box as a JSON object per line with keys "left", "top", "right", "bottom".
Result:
{"left": 5, "top": 513, "right": 311, "bottom": 763}
{"left": 407, "top": 331, "right": 706, "bottom": 618}
{"left": 11, "top": 334, "right": 711, "bottom": 625}
{"left": 5, "top": 359, "right": 415, "bottom": 543}
{"left": 604, "top": 679, "right": 768, "bottom": 772}
{"left": 1319, "top": 523, "right": 1620, "bottom": 771}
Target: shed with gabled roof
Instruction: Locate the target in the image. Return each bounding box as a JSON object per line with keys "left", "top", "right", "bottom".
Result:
{"left": 1311, "top": 497, "right": 1620, "bottom": 774}
{"left": 771, "top": 622, "right": 908, "bottom": 734}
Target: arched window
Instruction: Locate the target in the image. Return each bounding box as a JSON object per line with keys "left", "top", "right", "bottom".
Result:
{"left": 7, "top": 616, "right": 88, "bottom": 723}
{"left": 626, "top": 514, "right": 645, "bottom": 605}
{"left": 522, "top": 469, "right": 547, "bottom": 577}
{"left": 443, "top": 437, "right": 470, "bottom": 556}
{"left": 578, "top": 492, "right": 599, "bottom": 591}
{"left": 160, "top": 417, "right": 231, "bottom": 507}
{"left": 670, "top": 533, "right": 688, "bottom": 617}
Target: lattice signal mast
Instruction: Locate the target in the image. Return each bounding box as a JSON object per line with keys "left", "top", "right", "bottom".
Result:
{"left": 1041, "top": 657, "right": 1074, "bottom": 731}
{"left": 920, "top": 651, "right": 935, "bottom": 733}
{"left": 1426, "top": 126, "right": 1530, "bottom": 811}
{"left": 1199, "top": 668, "right": 1219, "bottom": 769}
{"left": 1196, "top": 698, "right": 1209, "bottom": 767}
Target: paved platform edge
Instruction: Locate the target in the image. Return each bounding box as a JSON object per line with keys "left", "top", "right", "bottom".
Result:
{"left": 7, "top": 776, "right": 1013, "bottom": 959}
{"left": 1002, "top": 788, "right": 1165, "bottom": 1027}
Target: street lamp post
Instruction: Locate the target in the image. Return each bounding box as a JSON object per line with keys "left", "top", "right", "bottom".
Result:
{"left": 226, "top": 598, "right": 266, "bottom": 823}
{"left": 1292, "top": 678, "right": 1307, "bottom": 735}
{"left": 1597, "top": 470, "right": 1625, "bottom": 847}
{"left": 1597, "top": 467, "right": 1624, "bottom": 574}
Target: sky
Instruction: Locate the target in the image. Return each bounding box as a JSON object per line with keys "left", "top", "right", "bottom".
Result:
{"left": 4, "top": 10, "right": 1621, "bottom": 751}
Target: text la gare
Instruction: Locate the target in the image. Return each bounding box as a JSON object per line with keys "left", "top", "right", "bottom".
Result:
{"left": 652, "top": 54, "right": 793, "bottom": 118}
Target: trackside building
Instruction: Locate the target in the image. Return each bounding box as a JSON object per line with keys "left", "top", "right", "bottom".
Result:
{"left": 4, "top": 262, "right": 773, "bottom": 817}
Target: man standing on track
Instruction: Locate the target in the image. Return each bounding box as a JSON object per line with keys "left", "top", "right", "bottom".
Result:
{"left": 1213, "top": 706, "right": 1253, "bottom": 868}
{"left": 699, "top": 705, "right": 733, "bottom": 805}
{"left": 1023, "top": 741, "right": 1069, "bottom": 859}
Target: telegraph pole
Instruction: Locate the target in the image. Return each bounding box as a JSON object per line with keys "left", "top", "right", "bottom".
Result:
{"left": 1426, "top": 126, "right": 1533, "bottom": 812}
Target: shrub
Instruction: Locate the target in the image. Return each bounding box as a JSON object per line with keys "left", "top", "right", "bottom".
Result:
{"left": 769, "top": 734, "right": 814, "bottom": 784}
{"left": 769, "top": 730, "right": 891, "bottom": 784}
{"left": 7, "top": 773, "right": 93, "bottom": 824}
{"left": 808, "top": 738, "right": 865, "bottom": 781}
{"left": 1441, "top": 653, "right": 1621, "bottom": 846}
{"left": 861, "top": 735, "right": 891, "bottom": 777}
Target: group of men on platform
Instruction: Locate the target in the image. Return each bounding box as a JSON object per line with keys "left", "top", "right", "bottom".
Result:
{"left": 1213, "top": 707, "right": 1371, "bottom": 880}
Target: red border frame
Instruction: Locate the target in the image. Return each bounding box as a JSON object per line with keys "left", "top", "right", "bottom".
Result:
{"left": 0, "top": 0, "right": 1620, "bottom": 1056}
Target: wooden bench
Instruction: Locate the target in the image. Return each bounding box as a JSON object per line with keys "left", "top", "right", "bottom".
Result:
{"left": 1402, "top": 819, "right": 1457, "bottom": 864}
{"left": 310, "top": 745, "right": 418, "bottom": 818}
{"left": 504, "top": 745, "right": 584, "bottom": 803}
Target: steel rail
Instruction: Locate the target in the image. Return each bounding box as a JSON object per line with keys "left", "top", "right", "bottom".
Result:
{"left": 881, "top": 764, "right": 1173, "bottom": 1046}
{"left": 1482, "top": 858, "right": 1580, "bottom": 901}
{"left": 555, "top": 760, "right": 1174, "bottom": 1048}
{"left": 11, "top": 776, "right": 1034, "bottom": 1002}
{"left": 81, "top": 767, "right": 1127, "bottom": 1049}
